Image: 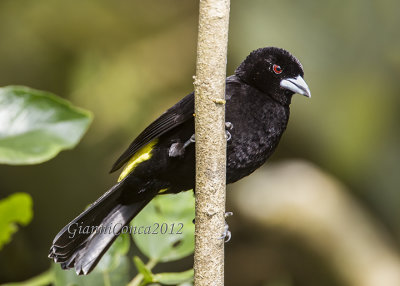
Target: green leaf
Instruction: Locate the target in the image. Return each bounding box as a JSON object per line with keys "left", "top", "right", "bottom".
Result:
{"left": 177, "top": 283, "right": 193, "bottom": 286}
{"left": 52, "top": 234, "right": 130, "bottom": 286}
{"left": 153, "top": 269, "right": 194, "bottom": 285}
{"left": 133, "top": 256, "right": 154, "bottom": 283}
{"left": 131, "top": 191, "right": 195, "bottom": 262}
{"left": 0, "top": 86, "right": 92, "bottom": 165}
{"left": 0, "top": 192, "right": 33, "bottom": 250}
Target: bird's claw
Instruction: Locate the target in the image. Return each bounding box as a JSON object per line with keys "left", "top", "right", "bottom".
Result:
{"left": 219, "top": 224, "right": 231, "bottom": 242}
{"left": 219, "top": 211, "right": 233, "bottom": 242}
{"left": 225, "top": 211, "right": 233, "bottom": 218}
{"left": 226, "top": 131, "right": 231, "bottom": 141}
{"left": 225, "top": 122, "right": 233, "bottom": 142}
{"left": 225, "top": 122, "right": 233, "bottom": 130}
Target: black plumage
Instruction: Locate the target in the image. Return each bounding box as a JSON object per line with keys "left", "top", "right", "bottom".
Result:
{"left": 49, "top": 47, "right": 310, "bottom": 275}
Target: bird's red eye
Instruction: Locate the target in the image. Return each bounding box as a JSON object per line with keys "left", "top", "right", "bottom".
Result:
{"left": 273, "top": 64, "right": 283, "bottom": 74}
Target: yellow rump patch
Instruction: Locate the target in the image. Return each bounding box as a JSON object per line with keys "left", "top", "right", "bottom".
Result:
{"left": 118, "top": 139, "right": 158, "bottom": 182}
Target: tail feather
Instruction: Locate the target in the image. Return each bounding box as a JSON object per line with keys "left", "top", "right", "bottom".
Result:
{"left": 51, "top": 183, "right": 123, "bottom": 249}
{"left": 49, "top": 182, "right": 154, "bottom": 275}
{"left": 72, "top": 202, "right": 147, "bottom": 275}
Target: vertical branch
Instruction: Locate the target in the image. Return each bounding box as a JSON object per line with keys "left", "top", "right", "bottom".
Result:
{"left": 193, "top": 0, "right": 230, "bottom": 285}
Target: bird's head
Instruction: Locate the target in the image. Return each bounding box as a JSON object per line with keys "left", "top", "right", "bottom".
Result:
{"left": 235, "top": 47, "right": 311, "bottom": 105}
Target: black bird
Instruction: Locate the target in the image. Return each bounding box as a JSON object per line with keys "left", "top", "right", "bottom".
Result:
{"left": 49, "top": 47, "right": 311, "bottom": 275}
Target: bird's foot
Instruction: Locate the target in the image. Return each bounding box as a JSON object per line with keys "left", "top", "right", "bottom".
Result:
{"left": 225, "top": 122, "right": 233, "bottom": 142}
{"left": 219, "top": 211, "right": 233, "bottom": 242}
{"left": 193, "top": 212, "right": 233, "bottom": 242}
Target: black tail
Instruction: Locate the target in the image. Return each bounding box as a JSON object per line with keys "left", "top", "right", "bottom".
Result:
{"left": 49, "top": 182, "right": 153, "bottom": 275}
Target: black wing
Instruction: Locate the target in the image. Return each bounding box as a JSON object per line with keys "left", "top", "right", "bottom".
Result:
{"left": 110, "top": 92, "right": 194, "bottom": 173}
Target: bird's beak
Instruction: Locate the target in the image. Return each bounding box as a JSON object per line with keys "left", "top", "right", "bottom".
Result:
{"left": 280, "top": 75, "right": 311, "bottom": 98}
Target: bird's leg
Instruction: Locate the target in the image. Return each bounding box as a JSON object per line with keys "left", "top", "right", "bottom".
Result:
{"left": 169, "top": 134, "right": 195, "bottom": 157}
{"left": 174, "top": 121, "right": 231, "bottom": 157}
{"left": 225, "top": 122, "right": 233, "bottom": 142}
{"left": 183, "top": 134, "right": 196, "bottom": 148}
{"left": 219, "top": 211, "right": 233, "bottom": 242}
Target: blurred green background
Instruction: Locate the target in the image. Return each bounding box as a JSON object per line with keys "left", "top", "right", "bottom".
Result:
{"left": 0, "top": 0, "right": 399, "bottom": 285}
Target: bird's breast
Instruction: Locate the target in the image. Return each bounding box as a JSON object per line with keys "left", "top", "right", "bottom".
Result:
{"left": 225, "top": 101, "right": 289, "bottom": 183}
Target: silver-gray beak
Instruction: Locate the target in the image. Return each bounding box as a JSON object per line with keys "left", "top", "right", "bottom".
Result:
{"left": 280, "top": 75, "right": 311, "bottom": 98}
